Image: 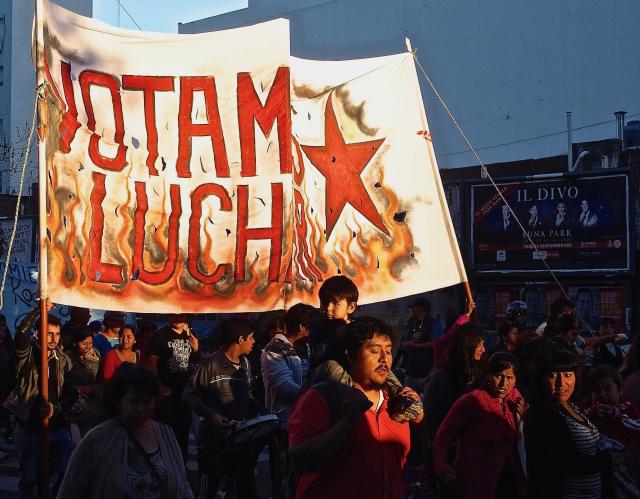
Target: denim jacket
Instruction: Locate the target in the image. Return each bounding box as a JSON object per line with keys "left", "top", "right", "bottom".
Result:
{"left": 261, "top": 334, "right": 303, "bottom": 427}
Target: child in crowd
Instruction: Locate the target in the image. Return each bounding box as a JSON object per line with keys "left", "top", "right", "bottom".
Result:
{"left": 318, "top": 275, "right": 358, "bottom": 323}
{"left": 309, "top": 275, "right": 423, "bottom": 423}
{"left": 587, "top": 364, "right": 640, "bottom": 488}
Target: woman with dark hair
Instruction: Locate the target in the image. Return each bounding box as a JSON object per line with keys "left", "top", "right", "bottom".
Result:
{"left": 553, "top": 314, "right": 583, "bottom": 349}
{"left": 423, "top": 324, "right": 486, "bottom": 421}
{"left": 100, "top": 324, "right": 138, "bottom": 383}
{"left": 58, "top": 364, "right": 193, "bottom": 499}
{"left": 433, "top": 352, "right": 526, "bottom": 499}
{"left": 417, "top": 324, "right": 485, "bottom": 494}
{"left": 68, "top": 326, "right": 102, "bottom": 439}
{"left": 491, "top": 321, "right": 519, "bottom": 354}
{"left": 540, "top": 297, "right": 575, "bottom": 337}
{"left": 71, "top": 326, "right": 101, "bottom": 382}
{"left": 514, "top": 335, "right": 550, "bottom": 402}
{"left": 524, "top": 345, "right": 613, "bottom": 499}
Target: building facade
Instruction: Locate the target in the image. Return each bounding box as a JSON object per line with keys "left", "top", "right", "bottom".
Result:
{"left": 0, "top": 0, "right": 92, "bottom": 195}
{"left": 180, "top": 0, "right": 640, "bottom": 171}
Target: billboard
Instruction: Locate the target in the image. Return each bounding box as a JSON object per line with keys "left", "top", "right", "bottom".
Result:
{"left": 471, "top": 173, "right": 630, "bottom": 273}
{"left": 444, "top": 183, "right": 464, "bottom": 240}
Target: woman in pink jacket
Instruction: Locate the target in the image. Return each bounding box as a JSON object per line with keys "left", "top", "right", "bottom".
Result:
{"left": 433, "top": 352, "right": 526, "bottom": 499}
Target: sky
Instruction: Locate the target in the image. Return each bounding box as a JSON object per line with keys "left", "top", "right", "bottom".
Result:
{"left": 93, "top": 0, "right": 248, "bottom": 33}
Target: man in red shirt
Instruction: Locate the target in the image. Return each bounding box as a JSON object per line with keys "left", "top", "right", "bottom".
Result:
{"left": 288, "top": 316, "right": 421, "bottom": 499}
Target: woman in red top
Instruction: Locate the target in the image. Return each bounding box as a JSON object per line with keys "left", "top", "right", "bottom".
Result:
{"left": 100, "top": 324, "right": 138, "bottom": 383}
{"left": 433, "top": 352, "right": 526, "bottom": 499}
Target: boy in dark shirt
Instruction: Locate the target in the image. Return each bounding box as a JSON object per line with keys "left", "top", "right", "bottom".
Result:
{"left": 149, "top": 313, "right": 199, "bottom": 462}
{"left": 183, "top": 317, "right": 265, "bottom": 499}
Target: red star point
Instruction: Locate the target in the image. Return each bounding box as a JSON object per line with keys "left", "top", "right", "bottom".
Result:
{"left": 301, "top": 95, "right": 389, "bottom": 238}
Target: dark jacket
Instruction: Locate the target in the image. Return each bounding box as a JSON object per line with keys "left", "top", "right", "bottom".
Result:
{"left": 2, "top": 306, "right": 74, "bottom": 423}
{"left": 0, "top": 340, "right": 15, "bottom": 402}
{"left": 524, "top": 403, "right": 614, "bottom": 499}
{"left": 594, "top": 343, "right": 625, "bottom": 369}
{"left": 182, "top": 349, "right": 263, "bottom": 423}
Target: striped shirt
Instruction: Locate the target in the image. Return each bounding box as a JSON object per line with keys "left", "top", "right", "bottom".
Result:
{"left": 558, "top": 404, "right": 602, "bottom": 499}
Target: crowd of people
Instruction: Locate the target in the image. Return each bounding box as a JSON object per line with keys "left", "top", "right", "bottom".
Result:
{"left": 0, "top": 276, "right": 639, "bottom": 498}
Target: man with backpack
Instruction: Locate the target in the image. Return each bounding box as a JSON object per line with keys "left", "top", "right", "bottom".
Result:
{"left": 288, "top": 316, "right": 421, "bottom": 499}
{"left": 183, "top": 317, "right": 265, "bottom": 499}
{"left": 261, "top": 303, "right": 316, "bottom": 497}
{"left": 262, "top": 303, "right": 317, "bottom": 428}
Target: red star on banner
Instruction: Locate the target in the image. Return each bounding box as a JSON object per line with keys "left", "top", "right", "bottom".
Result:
{"left": 302, "top": 95, "right": 389, "bottom": 238}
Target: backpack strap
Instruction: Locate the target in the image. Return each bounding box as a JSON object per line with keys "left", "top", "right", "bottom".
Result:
{"left": 311, "top": 381, "right": 341, "bottom": 424}
{"left": 279, "top": 381, "right": 344, "bottom": 498}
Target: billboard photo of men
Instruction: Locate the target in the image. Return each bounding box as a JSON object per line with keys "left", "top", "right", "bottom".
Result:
{"left": 555, "top": 202, "right": 569, "bottom": 228}
{"left": 501, "top": 204, "right": 513, "bottom": 231}
{"left": 578, "top": 200, "right": 598, "bottom": 227}
{"left": 576, "top": 287, "right": 595, "bottom": 328}
{"left": 522, "top": 287, "right": 544, "bottom": 328}
{"left": 528, "top": 205, "right": 541, "bottom": 228}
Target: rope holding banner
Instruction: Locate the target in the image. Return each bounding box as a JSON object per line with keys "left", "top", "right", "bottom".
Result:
{"left": 0, "top": 85, "right": 44, "bottom": 310}
{"left": 408, "top": 47, "right": 590, "bottom": 330}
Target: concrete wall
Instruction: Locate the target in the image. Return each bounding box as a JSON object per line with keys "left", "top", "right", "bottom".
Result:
{"left": 0, "top": 0, "right": 92, "bottom": 194}
{"left": 180, "top": 0, "right": 640, "bottom": 171}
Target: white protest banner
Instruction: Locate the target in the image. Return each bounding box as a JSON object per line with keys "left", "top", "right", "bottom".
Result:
{"left": 36, "top": 0, "right": 466, "bottom": 312}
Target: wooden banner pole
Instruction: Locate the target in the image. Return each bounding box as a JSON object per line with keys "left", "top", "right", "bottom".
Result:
{"left": 38, "top": 301, "right": 49, "bottom": 499}
{"left": 462, "top": 280, "right": 475, "bottom": 311}
{"left": 34, "top": 0, "right": 50, "bottom": 497}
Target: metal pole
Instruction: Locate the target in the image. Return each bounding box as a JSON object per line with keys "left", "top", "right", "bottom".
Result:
{"left": 614, "top": 111, "right": 627, "bottom": 144}
{"left": 34, "top": 0, "right": 50, "bottom": 497}
{"left": 567, "top": 112, "right": 573, "bottom": 172}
